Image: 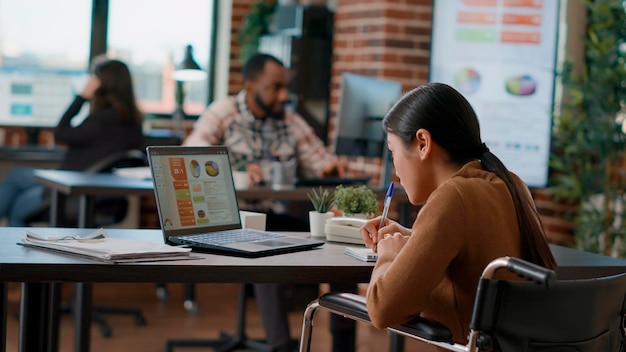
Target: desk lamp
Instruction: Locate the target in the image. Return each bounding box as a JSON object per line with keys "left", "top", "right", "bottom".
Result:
{"left": 172, "top": 44, "right": 206, "bottom": 136}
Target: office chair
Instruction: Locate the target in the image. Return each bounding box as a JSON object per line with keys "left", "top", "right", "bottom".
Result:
{"left": 165, "top": 283, "right": 271, "bottom": 352}
{"left": 299, "top": 256, "right": 626, "bottom": 352}
{"left": 25, "top": 148, "right": 148, "bottom": 228}
{"left": 25, "top": 149, "right": 149, "bottom": 337}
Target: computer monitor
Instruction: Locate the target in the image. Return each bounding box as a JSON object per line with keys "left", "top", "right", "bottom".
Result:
{"left": 334, "top": 73, "right": 402, "bottom": 158}
{"left": 334, "top": 73, "right": 402, "bottom": 188}
{"left": 0, "top": 67, "right": 90, "bottom": 143}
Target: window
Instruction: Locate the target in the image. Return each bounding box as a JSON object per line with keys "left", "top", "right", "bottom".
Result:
{"left": 107, "top": 0, "right": 214, "bottom": 117}
{"left": 0, "top": 0, "right": 216, "bottom": 132}
{"left": 0, "top": 0, "right": 92, "bottom": 127}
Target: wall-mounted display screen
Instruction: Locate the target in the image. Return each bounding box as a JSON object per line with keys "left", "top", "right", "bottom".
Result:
{"left": 430, "top": 0, "right": 560, "bottom": 187}
{"left": 0, "top": 68, "right": 89, "bottom": 127}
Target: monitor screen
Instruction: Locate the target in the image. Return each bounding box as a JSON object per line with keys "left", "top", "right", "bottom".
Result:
{"left": 334, "top": 73, "right": 402, "bottom": 158}
{"left": 429, "top": 0, "right": 560, "bottom": 187}
{"left": 0, "top": 67, "right": 90, "bottom": 128}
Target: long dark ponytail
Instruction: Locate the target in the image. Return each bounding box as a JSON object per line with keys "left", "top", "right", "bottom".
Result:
{"left": 383, "top": 83, "right": 556, "bottom": 269}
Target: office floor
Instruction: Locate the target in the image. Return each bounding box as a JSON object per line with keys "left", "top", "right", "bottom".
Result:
{"left": 5, "top": 282, "right": 435, "bottom": 352}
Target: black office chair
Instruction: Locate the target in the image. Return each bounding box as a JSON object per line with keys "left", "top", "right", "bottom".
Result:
{"left": 299, "top": 256, "right": 626, "bottom": 352}
{"left": 26, "top": 149, "right": 149, "bottom": 337}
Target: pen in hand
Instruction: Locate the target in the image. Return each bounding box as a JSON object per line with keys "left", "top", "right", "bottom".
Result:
{"left": 374, "top": 182, "right": 394, "bottom": 253}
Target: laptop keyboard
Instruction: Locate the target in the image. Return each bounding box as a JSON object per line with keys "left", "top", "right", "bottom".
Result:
{"left": 185, "top": 229, "right": 285, "bottom": 245}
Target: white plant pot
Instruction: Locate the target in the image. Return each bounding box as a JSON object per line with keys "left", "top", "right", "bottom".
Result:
{"left": 233, "top": 171, "right": 250, "bottom": 190}
{"left": 309, "top": 211, "right": 334, "bottom": 239}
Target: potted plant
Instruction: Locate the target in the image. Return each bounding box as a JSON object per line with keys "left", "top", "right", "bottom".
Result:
{"left": 232, "top": 161, "right": 250, "bottom": 190}
{"left": 548, "top": 0, "right": 626, "bottom": 257}
{"left": 307, "top": 187, "right": 336, "bottom": 239}
{"left": 334, "top": 185, "right": 378, "bottom": 218}
{"left": 237, "top": 0, "right": 277, "bottom": 64}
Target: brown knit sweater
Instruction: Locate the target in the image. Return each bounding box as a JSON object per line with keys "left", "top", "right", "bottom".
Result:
{"left": 366, "top": 161, "right": 527, "bottom": 343}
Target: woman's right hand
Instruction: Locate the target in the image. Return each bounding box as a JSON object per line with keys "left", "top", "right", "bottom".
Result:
{"left": 80, "top": 75, "right": 101, "bottom": 99}
{"left": 360, "top": 216, "right": 410, "bottom": 251}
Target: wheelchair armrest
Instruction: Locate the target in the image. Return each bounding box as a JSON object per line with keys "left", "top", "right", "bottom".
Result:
{"left": 319, "top": 292, "right": 454, "bottom": 343}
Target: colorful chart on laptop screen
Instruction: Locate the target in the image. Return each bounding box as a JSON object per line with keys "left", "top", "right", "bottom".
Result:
{"left": 505, "top": 75, "right": 537, "bottom": 96}
{"left": 454, "top": 67, "right": 481, "bottom": 94}
{"left": 205, "top": 160, "right": 220, "bottom": 177}
{"left": 190, "top": 159, "right": 201, "bottom": 178}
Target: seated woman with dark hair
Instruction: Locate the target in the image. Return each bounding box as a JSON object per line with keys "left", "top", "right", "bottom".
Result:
{"left": 0, "top": 57, "right": 144, "bottom": 226}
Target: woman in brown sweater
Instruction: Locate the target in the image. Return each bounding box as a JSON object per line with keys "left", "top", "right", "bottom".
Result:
{"left": 359, "top": 83, "right": 557, "bottom": 344}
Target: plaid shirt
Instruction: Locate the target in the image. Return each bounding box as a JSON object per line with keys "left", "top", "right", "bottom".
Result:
{"left": 184, "top": 90, "right": 336, "bottom": 179}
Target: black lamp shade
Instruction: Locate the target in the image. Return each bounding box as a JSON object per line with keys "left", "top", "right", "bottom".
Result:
{"left": 172, "top": 45, "right": 207, "bottom": 82}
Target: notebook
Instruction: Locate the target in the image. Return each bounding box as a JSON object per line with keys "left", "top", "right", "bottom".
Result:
{"left": 344, "top": 247, "right": 378, "bottom": 262}
{"left": 146, "top": 145, "right": 324, "bottom": 257}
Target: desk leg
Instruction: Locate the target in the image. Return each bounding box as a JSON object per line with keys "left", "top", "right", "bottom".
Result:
{"left": 74, "top": 283, "right": 92, "bottom": 352}
{"left": 47, "top": 283, "right": 62, "bottom": 352}
{"left": 49, "top": 190, "right": 59, "bottom": 227}
{"left": 78, "top": 195, "right": 87, "bottom": 228}
{"left": 1, "top": 282, "right": 6, "bottom": 352}
{"left": 75, "top": 196, "right": 94, "bottom": 352}
{"left": 78, "top": 194, "right": 96, "bottom": 228}
{"left": 20, "top": 283, "right": 50, "bottom": 352}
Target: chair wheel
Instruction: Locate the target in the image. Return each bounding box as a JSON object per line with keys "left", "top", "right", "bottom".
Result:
{"left": 184, "top": 300, "right": 199, "bottom": 315}
{"left": 156, "top": 286, "right": 168, "bottom": 302}
{"left": 135, "top": 315, "right": 147, "bottom": 326}
{"left": 101, "top": 326, "right": 112, "bottom": 338}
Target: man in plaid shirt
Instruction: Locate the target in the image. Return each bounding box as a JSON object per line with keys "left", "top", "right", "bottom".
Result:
{"left": 184, "top": 53, "right": 346, "bottom": 352}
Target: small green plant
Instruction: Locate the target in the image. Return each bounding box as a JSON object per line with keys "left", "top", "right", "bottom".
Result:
{"left": 334, "top": 185, "right": 378, "bottom": 216}
{"left": 234, "top": 160, "right": 248, "bottom": 172}
{"left": 307, "top": 187, "right": 335, "bottom": 213}
{"left": 237, "top": 0, "right": 277, "bottom": 64}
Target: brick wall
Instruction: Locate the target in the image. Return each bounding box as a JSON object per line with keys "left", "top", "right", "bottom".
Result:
{"left": 329, "top": 0, "right": 433, "bottom": 184}
{"left": 228, "top": 0, "right": 254, "bottom": 95}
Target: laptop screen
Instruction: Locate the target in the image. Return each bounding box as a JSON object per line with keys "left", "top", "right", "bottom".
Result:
{"left": 147, "top": 146, "right": 243, "bottom": 238}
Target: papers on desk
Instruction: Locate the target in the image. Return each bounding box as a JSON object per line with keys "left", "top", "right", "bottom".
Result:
{"left": 344, "top": 247, "right": 378, "bottom": 262}
{"left": 113, "top": 166, "right": 152, "bottom": 180}
{"left": 21, "top": 228, "right": 192, "bottom": 263}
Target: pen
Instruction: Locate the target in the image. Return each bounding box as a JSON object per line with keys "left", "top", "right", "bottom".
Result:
{"left": 374, "top": 182, "right": 394, "bottom": 252}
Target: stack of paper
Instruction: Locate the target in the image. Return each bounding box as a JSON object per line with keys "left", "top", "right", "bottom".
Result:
{"left": 113, "top": 166, "right": 152, "bottom": 180}
{"left": 344, "top": 247, "right": 378, "bottom": 262}
{"left": 21, "top": 228, "right": 192, "bottom": 263}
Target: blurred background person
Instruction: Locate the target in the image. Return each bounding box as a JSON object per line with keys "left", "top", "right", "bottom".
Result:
{"left": 184, "top": 53, "right": 350, "bottom": 352}
{"left": 0, "top": 57, "right": 144, "bottom": 227}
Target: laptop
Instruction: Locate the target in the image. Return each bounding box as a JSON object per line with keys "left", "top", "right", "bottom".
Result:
{"left": 146, "top": 145, "right": 324, "bottom": 257}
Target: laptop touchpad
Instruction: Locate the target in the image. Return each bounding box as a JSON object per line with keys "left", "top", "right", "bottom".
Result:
{"left": 255, "top": 240, "right": 293, "bottom": 247}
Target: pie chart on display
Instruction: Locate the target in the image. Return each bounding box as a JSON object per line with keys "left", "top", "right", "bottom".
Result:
{"left": 205, "top": 161, "right": 219, "bottom": 177}
{"left": 505, "top": 75, "right": 537, "bottom": 96}
{"left": 454, "top": 68, "right": 481, "bottom": 94}
{"left": 190, "top": 160, "right": 201, "bottom": 178}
